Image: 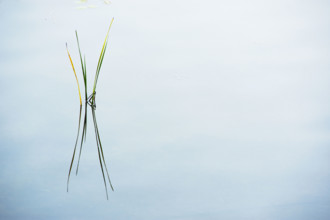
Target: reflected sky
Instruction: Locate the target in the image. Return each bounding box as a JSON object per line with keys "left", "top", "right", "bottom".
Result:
{"left": 1, "top": 0, "right": 330, "bottom": 219}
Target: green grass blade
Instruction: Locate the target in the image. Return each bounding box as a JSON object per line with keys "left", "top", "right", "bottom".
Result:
{"left": 92, "top": 108, "right": 109, "bottom": 200}
{"left": 66, "top": 42, "right": 83, "bottom": 192}
{"left": 92, "top": 107, "right": 114, "bottom": 191}
{"left": 92, "top": 18, "right": 114, "bottom": 93}
{"left": 75, "top": 31, "right": 88, "bottom": 99}
{"left": 95, "top": 42, "right": 107, "bottom": 81}
{"left": 75, "top": 32, "right": 85, "bottom": 79}
{"left": 76, "top": 102, "right": 88, "bottom": 175}
{"left": 83, "top": 55, "right": 87, "bottom": 98}
{"left": 66, "top": 43, "right": 82, "bottom": 105}
{"left": 67, "top": 104, "right": 82, "bottom": 192}
{"left": 74, "top": 30, "right": 89, "bottom": 175}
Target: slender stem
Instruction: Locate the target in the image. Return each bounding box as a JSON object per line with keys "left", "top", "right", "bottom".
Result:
{"left": 92, "top": 108, "right": 109, "bottom": 200}
{"left": 76, "top": 102, "right": 88, "bottom": 175}
{"left": 92, "top": 105, "right": 114, "bottom": 191}
{"left": 93, "top": 18, "right": 114, "bottom": 94}
{"left": 66, "top": 43, "right": 82, "bottom": 105}
{"left": 67, "top": 104, "right": 82, "bottom": 192}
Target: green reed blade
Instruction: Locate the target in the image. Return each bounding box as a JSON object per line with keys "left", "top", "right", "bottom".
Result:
{"left": 66, "top": 43, "right": 83, "bottom": 191}
{"left": 67, "top": 105, "right": 82, "bottom": 192}
{"left": 75, "top": 31, "right": 88, "bottom": 98}
{"left": 92, "top": 108, "right": 109, "bottom": 200}
{"left": 76, "top": 102, "right": 88, "bottom": 175}
{"left": 92, "top": 107, "right": 114, "bottom": 191}
{"left": 92, "top": 18, "right": 114, "bottom": 94}
{"left": 74, "top": 31, "right": 89, "bottom": 175}
{"left": 66, "top": 43, "right": 82, "bottom": 105}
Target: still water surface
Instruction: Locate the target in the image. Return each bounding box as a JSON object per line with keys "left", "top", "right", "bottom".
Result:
{"left": 1, "top": 0, "right": 330, "bottom": 219}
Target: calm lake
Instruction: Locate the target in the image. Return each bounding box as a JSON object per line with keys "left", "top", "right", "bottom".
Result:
{"left": 1, "top": 0, "right": 330, "bottom": 219}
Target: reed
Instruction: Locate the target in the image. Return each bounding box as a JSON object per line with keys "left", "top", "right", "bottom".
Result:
{"left": 66, "top": 18, "right": 114, "bottom": 199}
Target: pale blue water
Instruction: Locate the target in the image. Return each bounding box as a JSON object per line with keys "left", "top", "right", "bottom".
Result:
{"left": 1, "top": 0, "right": 330, "bottom": 219}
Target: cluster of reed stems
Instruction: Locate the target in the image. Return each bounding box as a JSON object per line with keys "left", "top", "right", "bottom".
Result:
{"left": 65, "top": 18, "right": 114, "bottom": 200}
